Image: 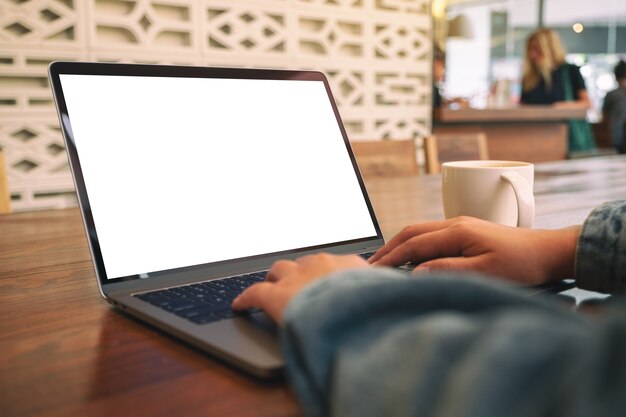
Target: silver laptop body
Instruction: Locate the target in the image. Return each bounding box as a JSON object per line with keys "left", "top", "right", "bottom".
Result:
{"left": 48, "top": 62, "right": 386, "bottom": 378}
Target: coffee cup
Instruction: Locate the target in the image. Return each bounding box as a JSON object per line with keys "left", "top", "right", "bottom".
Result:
{"left": 442, "top": 160, "right": 535, "bottom": 227}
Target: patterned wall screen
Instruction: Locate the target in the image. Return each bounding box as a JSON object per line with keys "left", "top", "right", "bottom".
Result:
{"left": 0, "top": 0, "right": 431, "bottom": 211}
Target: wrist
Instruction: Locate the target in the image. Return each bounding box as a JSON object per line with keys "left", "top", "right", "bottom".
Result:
{"left": 543, "top": 226, "right": 581, "bottom": 281}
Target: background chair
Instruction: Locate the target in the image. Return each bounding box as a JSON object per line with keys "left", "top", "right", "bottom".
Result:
{"left": 591, "top": 119, "right": 612, "bottom": 149}
{"left": 424, "top": 132, "right": 489, "bottom": 174}
{"left": 0, "top": 149, "right": 11, "bottom": 214}
{"left": 591, "top": 119, "right": 626, "bottom": 154}
{"left": 350, "top": 139, "right": 419, "bottom": 177}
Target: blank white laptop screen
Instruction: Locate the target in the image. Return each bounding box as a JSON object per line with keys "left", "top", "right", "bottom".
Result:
{"left": 59, "top": 74, "right": 378, "bottom": 279}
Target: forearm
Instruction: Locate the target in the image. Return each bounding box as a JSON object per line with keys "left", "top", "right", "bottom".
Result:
{"left": 577, "top": 89, "right": 592, "bottom": 108}
{"left": 281, "top": 269, "right": 626, "bottom": 417}
{"left": 540, "top": 225, "right": 581, "bottom": 281}
{"left": 553, "top": 99, "right": 589, "bottom": 109}
{"left": 554, "top": 89, "right": 590, "bottom": 109}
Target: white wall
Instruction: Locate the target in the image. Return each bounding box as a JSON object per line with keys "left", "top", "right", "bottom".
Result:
{"left": 445, "top": 6, "right": 491, "bottom": 106}
{"left": 0, "top": 0, "right": 432, "bottom": 211}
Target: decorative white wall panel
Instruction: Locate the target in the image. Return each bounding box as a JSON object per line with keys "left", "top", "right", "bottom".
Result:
{"left": 0, "top": 0, "right": 432, "bottom": 211}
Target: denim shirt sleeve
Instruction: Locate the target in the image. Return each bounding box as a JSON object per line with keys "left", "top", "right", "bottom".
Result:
{"left": 281, "top": 269, "right": 626, "bottom": 417}
{"left": 576, "top": 200, "right": 626, "bottom": 294}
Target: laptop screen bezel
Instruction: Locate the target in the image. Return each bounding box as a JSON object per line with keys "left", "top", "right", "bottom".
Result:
{"left": 48, "top": 61, "right": 385, "bottom": 287}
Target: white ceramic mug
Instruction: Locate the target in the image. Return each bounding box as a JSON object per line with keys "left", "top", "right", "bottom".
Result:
{"left": 442, "top": 160, "right": 535, "bottom": 228}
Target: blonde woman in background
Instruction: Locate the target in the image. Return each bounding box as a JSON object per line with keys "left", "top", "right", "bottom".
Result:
{"left": 521, "top": 28, "right": 595, "bottom": 151}
{"left": 520, "top": 28, "right": 591, "bottom": 108}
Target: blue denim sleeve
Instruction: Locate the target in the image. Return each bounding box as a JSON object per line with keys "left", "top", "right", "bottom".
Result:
{"left": 281, "top": 269, "right": 626, "bottom": 417}
{"left": 576, "top": 200, "right": 626, "bottom": 294}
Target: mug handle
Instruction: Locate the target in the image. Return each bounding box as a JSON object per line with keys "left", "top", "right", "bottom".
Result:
{"left": 501, "top": 172, "right": 535, "bottom": 228}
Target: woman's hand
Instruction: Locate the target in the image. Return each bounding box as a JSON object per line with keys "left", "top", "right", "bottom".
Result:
{"left": 232, "top": 217, "right": 582, "bottom": 322}
{"left": 369, "top": 216, "right": 581, "bottom": 286}
{"left": 232, "top": 253, "right": 370, "bottom": 323}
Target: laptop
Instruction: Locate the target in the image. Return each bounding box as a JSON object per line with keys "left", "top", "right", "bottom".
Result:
{"left": 48, "top": 62, "right": 388, "bottom": 378}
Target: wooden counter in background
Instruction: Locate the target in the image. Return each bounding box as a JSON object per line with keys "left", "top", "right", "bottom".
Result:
{"left": 433, "top": 106, "right": 588, "bottom": 163}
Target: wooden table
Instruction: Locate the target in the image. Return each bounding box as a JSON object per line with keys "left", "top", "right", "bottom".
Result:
{"left": 2, "top": 155, "right": 626, "bottom": 417}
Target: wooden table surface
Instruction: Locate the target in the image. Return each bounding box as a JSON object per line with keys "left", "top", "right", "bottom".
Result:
{"left": 2, "top": 155, "right": 626, "bottom": 417}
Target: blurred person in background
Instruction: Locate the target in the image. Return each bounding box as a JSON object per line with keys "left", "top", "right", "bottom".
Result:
{"left": 520, "top": 28, "right": 590, "bottom": 107}
{"left": 433, "top": 47, "right": 468, "bottom": 109}
{"left": 520, "top": 28, "right": 595, "bottom": 152}
{"left": 602, "top": 60, "right": 626, "bottom": 153}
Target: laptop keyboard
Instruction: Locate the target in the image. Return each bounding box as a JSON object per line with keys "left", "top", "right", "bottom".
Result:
{"left": 358, "top": 251, "right": 375, "bottom": 261}
{"left": 134, "top": 251, "right": 376, "bottom": 325}
{"left": 134, "top": 272, "right": 267, "bottom": 324}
